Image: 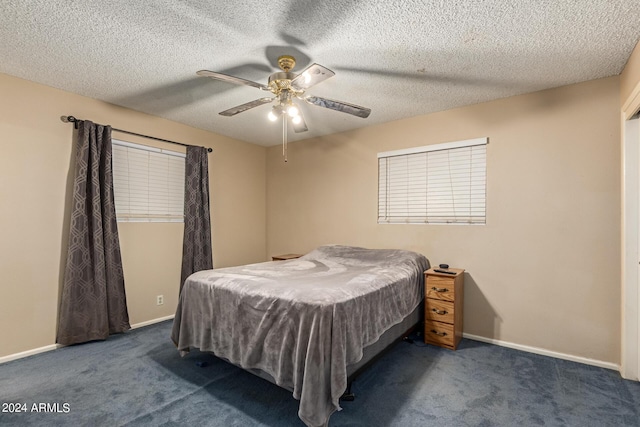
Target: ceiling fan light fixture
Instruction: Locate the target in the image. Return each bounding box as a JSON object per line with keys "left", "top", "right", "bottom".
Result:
{"left": 287, "top": 104, "right": 299, "bottom": 118}
{"left": 291, "top": 115, "right": 302, "bottom": 124}
{"left": 268, "top": 109, "right": 279, "bottom": 121}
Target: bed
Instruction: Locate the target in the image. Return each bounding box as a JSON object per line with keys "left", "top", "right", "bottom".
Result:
{"left": 171, "top": 244, "right": 429, "bottom": 426}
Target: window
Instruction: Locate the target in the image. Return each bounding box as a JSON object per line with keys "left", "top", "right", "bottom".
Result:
{"left": 111, "top": 139, "right": 185, "bottom": 222}
{"left": 378, "top": 137, "right": 487, "bottom": 224}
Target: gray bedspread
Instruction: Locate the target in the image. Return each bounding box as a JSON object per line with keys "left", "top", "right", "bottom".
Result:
{"left": 171, "top": 245, "right": 429, "bottom": 426}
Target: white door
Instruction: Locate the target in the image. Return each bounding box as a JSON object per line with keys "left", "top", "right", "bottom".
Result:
{"left": 635, "top": 117, "right": 640, "bottom": 381}
{"left": 623, "top": 116, "right": 640, "bottom": 381}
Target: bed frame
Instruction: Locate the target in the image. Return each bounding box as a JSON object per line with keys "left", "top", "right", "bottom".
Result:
{"left": 342, "top": 303, "right": 422, "bottom": 400}
{"left": 211, "top": 302, "right": 423, "bottom": 403}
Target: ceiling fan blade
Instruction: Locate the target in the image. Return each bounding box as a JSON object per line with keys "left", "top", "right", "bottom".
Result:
{"left": 292, "top": 111, "right": 308, "bottom": 133}
{"left": 291, "top": 64, "right": 335, "bottom": 90}
{"left": 305, "top": 96, "right": 371, "bottom": 118}
{"left": 197, "top": 70, "right": 270, "bottom": 91}
{"left": 219, "top": 97, "right": 274, "bottom": 116}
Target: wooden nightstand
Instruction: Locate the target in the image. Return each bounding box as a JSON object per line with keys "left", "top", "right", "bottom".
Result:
{"left": 424, "top": 267, "right": 465, "bottom": 350}
{"left": 271, "top": 253, "right": 303, "bottom": 261}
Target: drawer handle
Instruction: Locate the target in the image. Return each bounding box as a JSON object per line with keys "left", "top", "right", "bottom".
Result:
{"left": 431, "top": 286, "right": 448, "bottom": 292}
{"left": 430, "top": 329, "right": 448, "bottom": 337}
{"left": 431, "top": 308, "right": 448, "bottom": 315}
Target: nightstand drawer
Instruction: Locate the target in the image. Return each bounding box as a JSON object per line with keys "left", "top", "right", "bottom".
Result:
{"left": 424, "top": 321, "right": 455, "bottom": 348}
{"left": 425, "top": 299, "right": 454, "bottom": 324}
{"left": 426, "top": 277, "right": 455, "bottom": 301}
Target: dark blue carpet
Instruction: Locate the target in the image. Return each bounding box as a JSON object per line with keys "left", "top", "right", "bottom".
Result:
{"left": 0, "top": 320, "right": 638, "bottom": 426}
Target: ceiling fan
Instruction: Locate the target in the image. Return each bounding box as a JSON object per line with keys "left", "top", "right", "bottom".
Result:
{"left": 197, "top": 55, "right": 371, "bottom": 161}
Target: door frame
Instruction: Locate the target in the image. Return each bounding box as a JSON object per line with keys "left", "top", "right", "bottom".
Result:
{"left": 622, "top": 115, "right": 640, "bottom": 380}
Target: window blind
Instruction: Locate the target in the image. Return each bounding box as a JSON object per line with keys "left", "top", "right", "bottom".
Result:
{"left": 111, "top": 139, "right": 185, "bottom": 222}
{"left": 378, "top": 138, "right": 487, "bottom": 224}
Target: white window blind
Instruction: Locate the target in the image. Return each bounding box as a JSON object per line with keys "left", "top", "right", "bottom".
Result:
{"left": 378, "top": 138, "right": 487, "bottom": 224}
{"left": 111, "top": 139, "right": 185, "bottom": 222}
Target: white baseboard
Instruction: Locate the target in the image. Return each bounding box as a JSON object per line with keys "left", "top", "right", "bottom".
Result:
{"left": 0, "top": 315, "right": 175, "bottom": 365}
{"left": 463, "top": 333, "right": 620, "bottom": 372}
{"left": 0, "top": 319, "right": 619, "bottom": 373}
{"left": 0, "top": 344, "right": 63, "bottom": 365}
{"left": 131, "top": 314, "right": 174, "bottom": 329}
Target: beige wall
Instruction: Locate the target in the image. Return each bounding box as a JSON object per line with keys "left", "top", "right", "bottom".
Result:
{"left": 0, "top": 68, "right": 626, "bottom": 365}
{"left": 267, "top": 76, "right": 621, "bottom": 364}
{"left": 0, "top": 73, "right": 267, "bottom": 357}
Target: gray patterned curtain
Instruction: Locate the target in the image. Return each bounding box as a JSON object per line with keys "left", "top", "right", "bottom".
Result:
{"left": 180, "top": 146, "right": 213, "bottom": 292}
{"left": 57, "top": 121, "right": 130, "bottom": 345}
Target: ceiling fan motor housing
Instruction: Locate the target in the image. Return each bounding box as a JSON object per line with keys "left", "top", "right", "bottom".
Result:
{"left": 268, "top": 72, "right": 297, "bottom": 92}
{"left": 267, "top": 55, "right": 303, "bottom": 95}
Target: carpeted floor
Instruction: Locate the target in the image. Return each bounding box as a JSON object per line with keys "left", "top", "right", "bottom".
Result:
{"left": 0, "top": 320, "right": 638, "bottom": 426}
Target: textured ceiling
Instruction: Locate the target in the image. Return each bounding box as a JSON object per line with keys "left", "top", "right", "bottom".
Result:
{"left": 1, "top": 1, "right": 639, "bottom": 146}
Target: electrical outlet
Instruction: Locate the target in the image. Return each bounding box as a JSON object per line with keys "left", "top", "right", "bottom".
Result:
{"left": 157, "top": 295, "right": 164, "bottom": 305}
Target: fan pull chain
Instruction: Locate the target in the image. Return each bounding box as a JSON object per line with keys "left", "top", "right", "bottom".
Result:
{"left": 282, "top": 114, "right": 288, "bottom": 162}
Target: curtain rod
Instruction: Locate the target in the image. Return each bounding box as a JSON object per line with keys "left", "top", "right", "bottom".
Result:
{"left": 60, "top": 115, "right": 213, "bottom": 153}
